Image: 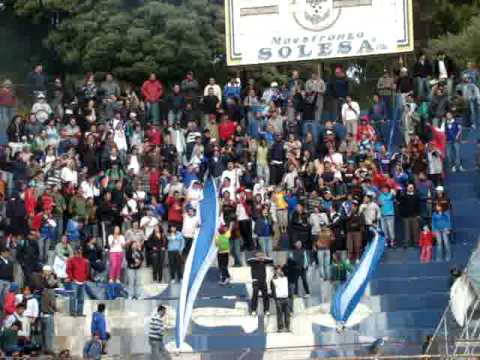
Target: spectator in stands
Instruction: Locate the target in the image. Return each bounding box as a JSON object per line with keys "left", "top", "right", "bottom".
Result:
{"left": 397, "top": 183, "right": 421, "bottom": 249}
{"left": 148, "top": 305, "right": 167, "bottom": 360}
{"left": 26, "top": 64, "right": 48, "bottom": 95}
{"left": 247, "top": 252, "right": 273, "bottom": 316}
{"left": 126, "top": 240, "right": 144, "bottom": 299}
{"left": 445, "top": 111, "right": 463, "bottom": 172}
{"left": 271, "top": 266, "right": 291, "bottom": 332}
{"left": 0, "top": 247, "right": 14, "bottom": 309}
{"left": 66, "top": 246, "right": 89, "bottom": 317}
{"left": 378, "top": 186, "right": 396, "bottom": 247}
{"left": 413, "top": 52, "right": 432, "bottom": 101}
{"left": 167, "top": 224, "right": 184, "bottom": 283}
{"left": 145, "top": 225, "right": 166, "bottom": 282}
{"left": 432, "top": 203, "right": 452, "bottom": 261}
{"left": 90, "top": 303, "right": 109, "bottom": 355}
{"left": 141, "top": 73, "right": 164, "bottom": 124}
{"left": 288, "top": 241, "right": 311, "bottom": 297}
{"left": 341, "top": 96, "right": 360, "bottom": 139}
{"left": 216, "top": 224, "right": 231, "bottom": 285}
{"left": 419, "top": 225, "right": 434, "bottom": 263}
{"left": 108, "top": 225, "right": 126, "bottom": 283}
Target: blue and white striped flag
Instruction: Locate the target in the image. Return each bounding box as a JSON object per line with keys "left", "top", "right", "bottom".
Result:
{"left": 331, "top": 228, "right": 385, "bottom": 324}
{"left": 176, "top": 177, "right": 220, "bottom": 349}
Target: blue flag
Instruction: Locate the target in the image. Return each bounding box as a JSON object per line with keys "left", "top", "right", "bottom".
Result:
{"left": 176, "top": 177, "right": 219, "bottom": 349}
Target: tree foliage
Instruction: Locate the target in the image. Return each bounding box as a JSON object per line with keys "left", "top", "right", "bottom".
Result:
{"left": 14, "top": 0, "right": 225, "bottom": 84}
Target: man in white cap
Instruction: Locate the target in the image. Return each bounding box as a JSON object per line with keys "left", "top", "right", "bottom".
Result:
{"left": 31, "top": 92, "right": 52, "bottom": 123}
{"left": 262, "top": 81, "right": 280, "bottom": 104}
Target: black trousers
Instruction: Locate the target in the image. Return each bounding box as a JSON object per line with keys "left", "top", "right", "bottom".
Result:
{"left": 275, "top": 298, "right": 291, "bottom": 330}
{"left": 251, "top": 280, "right": 269, "bottom": 313}
{"left": 238, "top": 219, "right": 253, "bottom": 251}
{"left": 151, "top": 251, "right": 165, "bottom": 282}
{"left": 217, "top": 252, "right": 230, "bottom": 281}
{"left": 168, "top": 251, "right": 183, "bottom": 281}
{"left": 294, "top": 268, "right": 310, "bottom": 295}
{"left": 269, "top": 163, "right": 284, "bottom": 185}
{"left": 183, "top": 237, "right": 193, "bottom": 257}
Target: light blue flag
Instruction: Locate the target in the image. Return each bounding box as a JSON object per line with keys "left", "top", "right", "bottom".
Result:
{"left": 176, "top": 177, "right": 219, "bottom": 349}
{"left": 331, "top": 227, "right": 386, "bottom": 324}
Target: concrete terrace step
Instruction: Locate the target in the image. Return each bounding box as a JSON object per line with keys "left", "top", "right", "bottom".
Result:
{"left": 367, "top": 276, "right": 451, "bottom": 295}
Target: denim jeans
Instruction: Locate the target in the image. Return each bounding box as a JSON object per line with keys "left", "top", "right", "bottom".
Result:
{"left": 469, "top": 98, "right": 480, "bottom": 128}
{"left": 446, "top": 141, "right": 461, "bottom": 168}
{"left": 256, "top": 164, "right": 270, "bottom": 184}
{"left": 230, "top": 239, "right": 242, "bottom": 266}
{"left": 258, "top": 236, "right": 272, "bottom": 257}
{"left": 41, "top": 315, "right": 55, "bottom": 352}
{"left": 149, "top": 339, "right": 168, "bottom": 360}
{"left": 435, "top": 230, "right": 451, "bottom": 261}
{"left": 380, "top": 216, "right": 395, "bottom": 245}
{"left": 70, "top": 282, "right": 85, "bottom": 316}
{"left": 127, "top": 268, "right": 140, "bottom": 299}
{"left": 0, "top": 106, "right": 14, "bottom": 145}
{"left": 415, "top": 77, "right": 430, "bottom": 101}
{"left": 317, "top": 249, "right": 331, "bottom": 280}
{"left": 54, "top": 216, "right": 63, "bottom": 244}
{"left": 0, "top": 279, "right": 10, "bottom": 310}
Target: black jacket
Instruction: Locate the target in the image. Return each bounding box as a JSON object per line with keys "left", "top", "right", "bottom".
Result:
{"left": 247, "top": 257, "right": 273, "bottom": 283}
{"left": 126, "top": 246, "right": 144, "bottom": 270}
{"left": 397, "top": 192, "right": 421, "bottom": 218}
{"left": 413, "top": 60, "right": 432, "bottom": 78}
{"left": 0, "top": 256, "right": 14, "bottom": 282}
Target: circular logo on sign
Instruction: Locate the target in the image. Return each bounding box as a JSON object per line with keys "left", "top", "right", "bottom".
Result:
{"left": 292, "top": 0, "right": 342, "bottom": 32}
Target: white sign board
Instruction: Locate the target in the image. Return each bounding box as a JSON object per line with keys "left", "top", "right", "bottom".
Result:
{"left": 225, "top": 0, "right": 414, "bottom": 66}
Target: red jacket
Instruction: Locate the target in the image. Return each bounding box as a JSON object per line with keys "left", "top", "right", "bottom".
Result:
{"left": 218, "top": 120, "right": 236, "bottom": 142}
{"left": 41, "top": 193, "right": 55, "bottom": 214}
{"left": 149, "top": 170, "right": 161, "bottom": 197}
{"left": 419, "top": 231, "right": 434, "bottom": 247}
{"left": 141, "top": 79, "right": 164, "bottom": 102}
{"left": 3, "top": 292, "right": 16, "bottom": 315}
{"left": 66, "top": 256, "right": 90, "bottom": 283}
{"left": 166, "top": 195, "right": 183, "bottom": 224}
{"left": 147, "top": 128, "right": 163, "bottom": 146}
{"left": 30, "top": 212, "right": 43, "bottom": 231}
{"left": 0, "top": 88, "right": 15, "bottom": 107}
{"left": 24, "top": 188, "right": 37, "bottom": 217}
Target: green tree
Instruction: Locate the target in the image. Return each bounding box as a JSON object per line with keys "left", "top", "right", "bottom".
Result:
{"left": 14, "top": 0, "right": 225, "bottom": 85}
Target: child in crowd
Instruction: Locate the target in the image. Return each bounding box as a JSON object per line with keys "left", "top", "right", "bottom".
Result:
{"left": 419, "top": 225, "right": 434, "bottom": 263}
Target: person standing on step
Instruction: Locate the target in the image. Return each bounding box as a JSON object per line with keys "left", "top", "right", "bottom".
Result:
{"left": 148, "top": 305, "right": 168, "bottom": 360}
{"left": 432, "top": 203, "right": 452, "bottom": 262}
{"left": 247, "top": 252, "right": 274, "bottom": 316}
{"left": 126, "top": 240, "right": 144, "bottom": 299}
{"left": 66, "top": 246, "right": 89, "bottom": 317}
{"left": 289, "top": 241, "right": 311, "bottom": 297}
{"left": 397, "top": 183, "right": 421, "bottom": 249}
{"left": 90, "top": 303, "right": 110, "bottom": 355}
{"left": 216, "top": 224, "right": 232, "bottom": 285}
{"left": 167, "top": 224, "right": 185, "bottom": 283}
{"left": 145, "top": 225, "right": 167, "bottom": 283}
{"left": 445, "top": 111, "right": 464, "bottom": 172}
{"left": 107, "top": 225, "right": 126, "bottom": 284}
{"left": 271, "top": 266, "right": 291, "bottom": 332}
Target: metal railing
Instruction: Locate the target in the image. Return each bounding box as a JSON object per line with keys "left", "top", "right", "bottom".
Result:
{"left": 426, "top": 242, "right": 480, "bottom": 357}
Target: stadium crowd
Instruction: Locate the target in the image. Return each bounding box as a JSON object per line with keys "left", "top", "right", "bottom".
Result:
{"left": 0, "top": 49, "right": 476, "bottom": 355}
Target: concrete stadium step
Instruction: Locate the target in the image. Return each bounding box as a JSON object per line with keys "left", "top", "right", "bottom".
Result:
{"left": 374, "top": 262, "right": 451, "bottom": 279}
{"left": 367, "top": 276, "right": 450, "bottom": 295}
{"left": 365, "top": 292, "right": 449, "bottom": 313}
{"left": 381, "top": 244, "right": 472, "bottom": 264}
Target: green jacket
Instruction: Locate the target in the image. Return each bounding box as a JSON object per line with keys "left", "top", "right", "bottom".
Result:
{"left": 52, "top": 192, "right": 66, "bottom": 216}
{"left": 68, "top": 195, "right": 87, "bottom": 218}
{"left": 216, "top": 231, "right": 231, "bottom": 253}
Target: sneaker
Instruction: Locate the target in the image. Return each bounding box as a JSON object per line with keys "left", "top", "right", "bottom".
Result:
{"left": 224, "top": 278, "right": 231, "bottom": 285}
{"left": 251, "top": 311, "right": 257, "bottom": 316}
{"left": 452, "top": 166, "right": 457, "bottom": 173}
{"left": 304, "top": 294, "right": 310, "bottom": 298}
{"left": 170, "top": 279, "right": 176, "bottom": 284}
{"left": 265, "top": 311, "right": 270, "bottom": 316}
{"left": 459, "top": 166, "right": 465, "bottom": 172}
{"left": 218, "top": 280, "right": 225, "bottom": 285}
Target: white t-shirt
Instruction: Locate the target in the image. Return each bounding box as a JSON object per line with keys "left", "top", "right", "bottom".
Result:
{"left": 438, "top": 60, "right": 448, "bottom": 79}
{"left": 182, "top": 215, "right": 200, "bottom": 238}
{"left": 341, "top": 102, "right": 360, "bottom": 122}
{"left": 60, "top": 167, "right": 78, "bottom": 185}
{"left": 140, "top": 216, "right": 159, "bottom": 239}
{"left": 108, "top": 234, "right": 126, "bottom": 253}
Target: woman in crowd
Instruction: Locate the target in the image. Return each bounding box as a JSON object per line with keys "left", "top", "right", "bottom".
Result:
{"left": 107, "top": 226, "right": 126, "bottom": 283}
